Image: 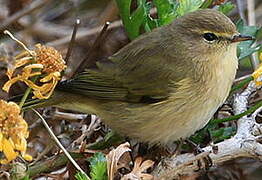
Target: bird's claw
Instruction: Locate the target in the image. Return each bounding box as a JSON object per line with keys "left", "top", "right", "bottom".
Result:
{"left": 185, "top": 139, "right": 213, "bottom": 171}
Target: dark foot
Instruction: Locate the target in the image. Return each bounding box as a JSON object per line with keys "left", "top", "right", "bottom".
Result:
{"left": 185, "top": 139, "right": 212, "bottom": 171}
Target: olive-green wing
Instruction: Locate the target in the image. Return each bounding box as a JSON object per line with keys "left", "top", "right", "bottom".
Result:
{"left": 57, "top": 27, "right": 186, "bottom": 102}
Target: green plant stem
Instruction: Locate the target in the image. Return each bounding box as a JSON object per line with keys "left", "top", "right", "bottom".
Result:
{"left": 19, "top": 76, "right": 38, "bottom": 108}
{"left": 19, "top": 87, "right": 32, "bottom": 108}
{"left": 230, "top": 76, "right": 253, "bottom": 93}
{"left": 210, "top": 99, "right": 262, "bottom": 124}
{"left": 27, "top": 153, "right": 85, "bottom": 177}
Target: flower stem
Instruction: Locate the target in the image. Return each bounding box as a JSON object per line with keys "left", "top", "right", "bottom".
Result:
{"left": 19, "top": 76, "right": 38, "bottom": 108}
{"left": 19, "top": 87, "right": 32, "bottom": 108}
{"left": 210, "top": 99, "right": 262, "bottom": 124}
{"left": 32, "top": 109, "right": 90, "bottom": 180}
{"left": 230, "top": 76, "right": 253, "bottom": 94}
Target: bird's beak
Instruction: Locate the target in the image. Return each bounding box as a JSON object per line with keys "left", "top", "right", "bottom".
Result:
{"left": 231, "top": 34, "right": 254, "bottom": 43}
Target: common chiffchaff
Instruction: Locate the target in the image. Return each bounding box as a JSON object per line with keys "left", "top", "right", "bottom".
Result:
{"left": 27, "top": 9, "right": 253, "bottom": 145}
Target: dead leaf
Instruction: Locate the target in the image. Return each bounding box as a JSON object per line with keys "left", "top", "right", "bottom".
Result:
{"left": 106, "top": 142, "right": 132, "bottom": 180}
{"left": 121, "top": 157, "right": 155, "bottom": 180}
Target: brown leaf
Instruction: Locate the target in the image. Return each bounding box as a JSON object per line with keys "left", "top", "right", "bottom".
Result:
{"left": 121, "top": 157, "right": 155, "bottom": 180}
{"left": 106, "top": 142, "right": 131, "bottom": 180}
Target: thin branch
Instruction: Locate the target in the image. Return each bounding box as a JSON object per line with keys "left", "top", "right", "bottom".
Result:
{"left": 30, "top": 141, "right": 55, "bottom": 166}
{"left": 247, "top": 0, "right": 256, "bottom": 26}
{"left": 234, "top": 74, "right": 252, "bottom": 83}
{"left": 20, "top": 18, "right": 77, "bottom": 38}
{"left": 0, "top": 0, "right": 49, "bottom": 32}
{"left": 73, "top": 21, "right": 110, "bottom": 75}
{"left": 53, "top": 110, "right": 88, "bottom": 121}
{"left": 69, "top": 115, "right": 101, "bottom": 149}
{"left": 27, "top": 152, "right": 85, "bottom": 177}
{"left": 251, "top": 105, "right": 262, "bottom": 120}
{"left": 32, "top": 109, "right": 90, "bottom": 179}
{"left": 64, "top": 19, "right": 81, "bottom": 64}
{"left": 235, "top": 0, "right": 246, "bottom": 24}
{"left": 46, "top": 20, "right": 122, "bottom": 47}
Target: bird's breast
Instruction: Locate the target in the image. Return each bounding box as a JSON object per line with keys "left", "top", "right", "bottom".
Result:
{"left": 208, "top": 44, "right": 238, "bottom": 104}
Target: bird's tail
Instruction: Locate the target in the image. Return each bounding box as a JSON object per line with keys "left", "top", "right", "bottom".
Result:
{"left": 8, "top": 92, "right": 60, "bottom": 110}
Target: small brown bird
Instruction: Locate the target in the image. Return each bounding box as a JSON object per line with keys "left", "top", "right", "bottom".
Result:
{"left": 26, "top": 9, "right": 252, "bottom": 145}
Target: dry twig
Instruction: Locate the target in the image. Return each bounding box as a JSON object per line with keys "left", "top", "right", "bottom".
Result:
{"left": 33, "top": 109, "right": 90, "bottom": 179}
{"left": 0, "top": 0, "right": 49, "bottom": 32}
{"left": 70, "top": 115, "right": 101, "bottom": 149}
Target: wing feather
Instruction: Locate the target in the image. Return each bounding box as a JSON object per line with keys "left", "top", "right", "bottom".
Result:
{"left": 57, "top": 26, "right": 186, "bottom": 102}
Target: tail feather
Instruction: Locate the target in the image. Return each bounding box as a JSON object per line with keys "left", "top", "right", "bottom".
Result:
{"left": 8, "top": 93, "right": 56, "bottom": 110}
{"left": 22, "top": 98, "right": 49, "bottom": 110}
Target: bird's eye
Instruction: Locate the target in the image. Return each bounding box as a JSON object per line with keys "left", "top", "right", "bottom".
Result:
{"left": 203, "top": 33, "right": 218, "bottom": 42}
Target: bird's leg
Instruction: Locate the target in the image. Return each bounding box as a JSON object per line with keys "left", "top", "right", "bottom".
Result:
{"left": 126, "top": 137, "right": 135, "bottom": 163}
{"left": 185, "top": 139, "right": 202, "bottom": 154}
{"left": 185, "top": 139, "right": 213, "bottom": 171}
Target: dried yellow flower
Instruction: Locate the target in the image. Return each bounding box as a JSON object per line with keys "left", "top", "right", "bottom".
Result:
{"left": 0, "top": 100, "right": 32, "bottom": 164}
{"left": 35, "top": 44, "right": 66, "bottom": 73}
{"left": 251, "top": 53, "right": 262, "bottom": 85}
{"left": 2, "top": 30, "right": 66, "bottom": 99}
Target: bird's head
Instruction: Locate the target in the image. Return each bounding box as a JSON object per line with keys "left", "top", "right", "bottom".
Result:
{"left": 171, "top": 9, "right": 253, "bottom": 59}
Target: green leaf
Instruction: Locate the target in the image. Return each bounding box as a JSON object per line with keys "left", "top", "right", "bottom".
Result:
{"left": 189, "top": 126, "right": 210, "bottom": 144}
{"left": 142, "top": 1, "right": 159, "bottom": 30}
{"left": 218, "top": 2, "right": 235, "bottom": 15}
{"left": 191, "top": 123, "right": 236, "bottom": 144}
{"left": 116, "top": 0, "right": 205, "bottom": 39}
{"left": 75, "top": 172, "right": 89, "bottom": 180}
{"left": 175, "top": 0, "right": 202, "bottom": 17}
{"left": 200, "top": 0, "right": 213, "bottom": 9}
{"left": 88, "top": 152, "right": 108, "bottom": 180}
{"left": 153, "top": 0, "right": 177, "bottom": 25}
{"left": 129, "top": 1, "right": 147, "bottom": 38}
{"left": 153, "top": 0, "right": 202, "bottom": 25}
{"left": 256, "top": 27, "right": 262, "bottom": 40}
{"left": 115, "top": 0, "right": 132, "bottom": 21}
{"left": 115, "top": 0, "right": 147, "bottom": 39}
{"left": 210, "top": 127, "right": 236, "bottom": 143}
{"left": 236, "top": 19, "right": 262, "bottom": 60}
{"left": 19, "top": 175, "right": 31, "bottom": 180}
{"left": 115, "top": 0, "right": 158, "bottom": 39}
